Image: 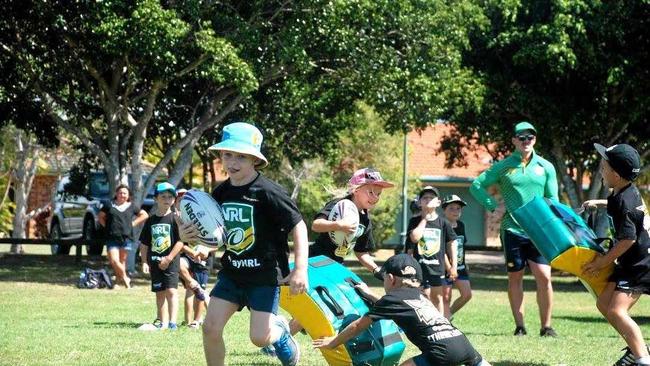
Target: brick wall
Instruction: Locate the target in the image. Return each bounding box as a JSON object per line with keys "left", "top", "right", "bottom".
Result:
{"left": 25, "top": 174, "right": 58, "bottom": 238}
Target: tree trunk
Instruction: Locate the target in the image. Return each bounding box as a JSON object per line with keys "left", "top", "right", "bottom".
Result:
{"left": 168, "top": 137, "right": 197, "bottom": 187}
{"left": 10, "top": 132, "right": 40, "bottom": 254}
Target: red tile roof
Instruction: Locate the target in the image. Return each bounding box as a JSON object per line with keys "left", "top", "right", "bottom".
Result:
{"left": 408, "top": 123, "right": 493, "bottom": 179}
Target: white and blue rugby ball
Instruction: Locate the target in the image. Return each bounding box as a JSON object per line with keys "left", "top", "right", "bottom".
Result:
{"left": 327, "top": 199, "right": 360, "bottom": 246}
{"left": 180, "top": 190, "right": 227, "bottom": 249}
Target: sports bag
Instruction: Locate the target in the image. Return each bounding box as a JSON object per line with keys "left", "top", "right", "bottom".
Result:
{"left": 77, "top": 268, "right": 114, "bottom": 289}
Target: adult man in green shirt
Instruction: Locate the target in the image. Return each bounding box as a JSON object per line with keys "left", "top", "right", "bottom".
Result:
{"left": 470, "top": 121, "right": 558, "bottom": 337}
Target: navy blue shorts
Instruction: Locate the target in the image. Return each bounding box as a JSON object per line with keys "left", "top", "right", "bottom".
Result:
{"left": 444, "top": 267, "right": 470, "bottom": 286}
{"left": 422, "top": 272, "right": 445, "bottom": 288}
{"left": 502, "top": 230, "right": 548, "bottom": 272}
{"left": 106, "top": 239, "right": 133, "bottom": 251}
{"left": 210, "top": 271, "right": 279, "bottom": 313}
{"left": 180, "top": 257, "right": 209, "bottom": 289}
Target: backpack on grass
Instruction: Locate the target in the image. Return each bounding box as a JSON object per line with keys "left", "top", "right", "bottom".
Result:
{"left": 77, "top": 268, "right": 113, "bottom": 289}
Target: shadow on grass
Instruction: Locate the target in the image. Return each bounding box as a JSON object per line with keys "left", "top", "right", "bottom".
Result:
{"left": 557, "top": 314, "right": 650, "bottom": 325}
{"left": 493, "top": 362, "right": 549, "bottom": 366}
{"left": 0, "top": 253, "right": 108, "bottom": 284}
{"left": 91, "top": 321, "right": 144, "bottom": 329}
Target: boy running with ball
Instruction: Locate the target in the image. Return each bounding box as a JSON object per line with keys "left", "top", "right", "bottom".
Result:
{"left": 180, "top": 122, "right": 308, "bottom": 366}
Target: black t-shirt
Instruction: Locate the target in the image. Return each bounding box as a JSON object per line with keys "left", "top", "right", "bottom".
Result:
{"left": 406, "top": 216, "right": 457, "bottom": 277}
{"left": 452, "top": 221, "right": 467, "bottom": 270}
{"left": 101, "top": 201, "right": 140, "bottom": 241}
{"left": 607, "top": 184, "right": 650, "bottom": 281}
{"left": 139, "top": 212, "right": 182, "bottom": 273}
{"left": 309, "top": 195, "right": 374, "bottom": 263}
{"left": 212, "top": 173, "right": 303, "bottom": 286}
{"left": 367, "top": 287, "right": 466, "bottom": 364}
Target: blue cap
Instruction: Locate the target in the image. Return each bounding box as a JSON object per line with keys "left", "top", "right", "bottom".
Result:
{"left": 514, "top": 121, "right": 537, "bottom": 135}
{"left": 155, "top": 182, "right": 176, "bottom": 197}
{"left": 208, "top": 122, "right": 268, "bottom": 168}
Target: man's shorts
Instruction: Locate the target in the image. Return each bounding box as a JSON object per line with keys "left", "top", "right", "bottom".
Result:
{"left": 502, "top": 230, "right": 548, "bottom": 272}
{"left": 150, "top": 265, "right": 179, "bottom": 292}
{"left": 180, "top": 257, "right": 209, "bottom": 290}
{"left": 106, "top": 239, "right": 133, "bottom": 251}
{"left": 444, "top": 267, "right": 470, "bottom": 286}
{"left": 412, "top": 334, "right": 483, "bottom": 366}
{"left": 210, "top": 271, "right": 279, "bottom": 313}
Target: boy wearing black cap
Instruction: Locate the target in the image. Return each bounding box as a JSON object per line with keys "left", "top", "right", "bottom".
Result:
{"left": 442, "top": 194, "right": 473, "bottom": 320}
{"left": 406, "top": 186, "right": 457, "bottom": 314}
{"left": 582, "top": 143, "right": 650, "bottom": 366}
{"left": 313, "top": 254, "right": 491, "bottom": 366}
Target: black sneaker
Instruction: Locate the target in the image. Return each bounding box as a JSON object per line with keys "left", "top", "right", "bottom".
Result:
{"left": 540, "top": 327, "right": 557, "bottom": 337}
{"left": 514, "top": 326, "right": 527, "bottom": 336}
{"left": 613, "top": 346, "right": 637, "bottom": 366}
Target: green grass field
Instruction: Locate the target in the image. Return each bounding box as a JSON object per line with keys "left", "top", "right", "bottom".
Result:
{"left": 1, "top": 251, "right": 649, "bottom": 366}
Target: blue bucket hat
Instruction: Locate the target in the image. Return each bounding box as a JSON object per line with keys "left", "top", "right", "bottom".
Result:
{"left": 155, "top": 182, "right": 177, "bottom": 197}
{"left": 208, "top": 122, "right": 269, "bottom": 168}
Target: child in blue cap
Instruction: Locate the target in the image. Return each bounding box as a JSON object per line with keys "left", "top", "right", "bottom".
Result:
{"left": 139, "top": 182, "right": 184, "bottom": 330}
{"left": 179, "top": 122, "right": 308, "bottom": 366}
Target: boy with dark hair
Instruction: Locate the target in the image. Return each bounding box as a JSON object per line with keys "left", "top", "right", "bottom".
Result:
{"left": 179, "top": 122, "right": 308, "bottom": 366}
{"left": 313, "top": 253, "right": 491, "bottom": 366}
{"left": 406, "top": 185, "right": 457, "bottom": 313}
{"left": 582, "top": 143, "right": 650, "bottom": 366}
{"left": 139, "top": 182, "right": 184, "bottom": 330}
{"left": 442, "top": 194, "right": 473, "bottom": 319}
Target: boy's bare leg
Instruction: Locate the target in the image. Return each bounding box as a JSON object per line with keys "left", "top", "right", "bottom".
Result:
{"left": 156, "top": 291, "right": 168, "bottom": 327}
{"left": 608, "top": 291, "right": 647, "bottom": 358}
{"left": 442, "top": 284, "right": 453, "bottom": 318}
{"left": 185, "top": 290, "right": 194, "bottom": 324}
{"left": 194, "top": 297, "right": 205, "bottom": 323}
{"left": 203, "top": 297, "right": 238, "bottom": 366}
{"left": 428, "top": 286, "right": 444, "bottom": 314}
{"left": 450, "top": 280, "right": 472, "bottom": 315}
{"left": 167, "top": 288, "right": 179, "bottom": 325}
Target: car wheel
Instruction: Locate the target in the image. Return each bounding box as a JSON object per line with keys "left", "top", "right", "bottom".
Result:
{"left": 50, "top": 221, "right": 71, "bottom": 255}
{"left": 84, "top": 218, "right": 103, "bottom": 256}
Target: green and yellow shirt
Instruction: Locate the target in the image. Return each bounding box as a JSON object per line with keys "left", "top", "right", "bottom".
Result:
{"left": 470, "top": 150, "right": 559, "bottom": 235}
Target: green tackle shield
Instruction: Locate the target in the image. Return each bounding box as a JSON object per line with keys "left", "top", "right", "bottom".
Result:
{"left": 512, "top": 197, "right": 613, "bottom": 296}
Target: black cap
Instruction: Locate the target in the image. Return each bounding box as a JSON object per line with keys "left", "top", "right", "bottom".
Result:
{"left": 594, "top": 143, "right": 641, "bottom": 181}
{"left": 419, "top": 185, "right": 439, "bottom": 198}
{"left": 380, "top": 254, "right": 422, "bottom": 282}
{"left": 442, "top": 194, "right": 467, "bottom": 208}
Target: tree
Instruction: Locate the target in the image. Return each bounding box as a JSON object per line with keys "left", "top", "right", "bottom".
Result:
{"left": 439, "top": 0, "right": 649, "bottom": 209}
{"left": 1, "top": 1, "right": 483, "bottom": 208}
{"left": 287, "top": 102, "right": 404, "bottom": 245}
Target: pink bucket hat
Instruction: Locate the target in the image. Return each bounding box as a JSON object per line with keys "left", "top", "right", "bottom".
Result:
{"left": 348, "top": 168, "right": 395, "bottom": 188}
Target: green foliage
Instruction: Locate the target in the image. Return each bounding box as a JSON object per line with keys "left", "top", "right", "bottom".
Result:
{"left": 438, "top": 0, "right": 649, "bottom": 204}
{"left": 293, "top": 102, "right": 404, "bottom": 246}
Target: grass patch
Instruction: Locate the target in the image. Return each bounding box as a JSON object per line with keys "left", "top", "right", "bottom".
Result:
{"left": 0, "top": 253, "right": 648, "bottom": 365}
